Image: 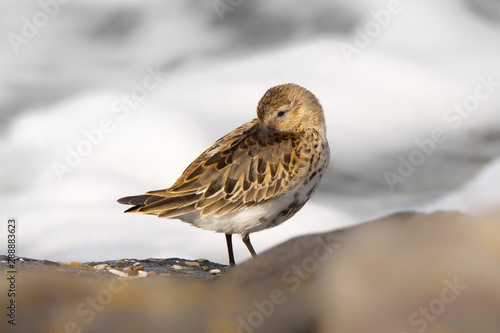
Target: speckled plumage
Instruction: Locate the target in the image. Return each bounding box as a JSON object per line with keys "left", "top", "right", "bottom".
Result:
{"left": 118, "top": 83, "right": 329, "bottom": 265}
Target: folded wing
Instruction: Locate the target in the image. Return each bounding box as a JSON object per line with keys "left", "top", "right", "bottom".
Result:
{"left": 117, "top": 119, "right": 303, "bottom": 219}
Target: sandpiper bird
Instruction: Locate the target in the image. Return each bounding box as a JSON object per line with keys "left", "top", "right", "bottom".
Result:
{"left": 118, "top": 83, "right": 330, "bottom": 265}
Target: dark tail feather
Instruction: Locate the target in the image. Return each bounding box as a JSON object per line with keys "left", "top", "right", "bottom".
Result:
{"left": 117, "top": 194, "right": 164, "bottom": 213}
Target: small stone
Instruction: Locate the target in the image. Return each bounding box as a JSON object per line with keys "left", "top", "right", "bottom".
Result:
{"left": 134, "top": 265, "right": 145, "bottom": 271}
{"left": 125, "top": 266, "right": 138, "bottom": 276}
{"left": 42, "top": 260, "right": 59, "bottom": 266}
{"left": 171, "top": 264, "right": 184, "bottom": 270}
{"left": 209, "top": 269, "right": 221, "bottom": 275}
{"left": 138, "top": 270, "right": 148, "bottom": 278}
{"left": 18, "top": 258, "right": 25, "bottom": 263}
{"left": 109, "top": 269, "right": 130, "bottom": 278}
{"left": 114, "top": 261, "right": 125, "bottom": 268}
{"left": 93, "top": 264, "right": 110, "bottom": 270}
{"left": 133, "top": 262, "right": 142, "bottom": 266}
{"left": 148, "top": 271, "right": 157, "bottom": 276}
{"left": 69, "top": 262, "right": 83, "bottom": 268}
{"left": 185, "top": 261, "right": 200, "bottom": 267}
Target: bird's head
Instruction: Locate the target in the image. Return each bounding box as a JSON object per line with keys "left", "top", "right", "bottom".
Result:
{"left": 256, "top": 83, "right": 326, "bottom": 134}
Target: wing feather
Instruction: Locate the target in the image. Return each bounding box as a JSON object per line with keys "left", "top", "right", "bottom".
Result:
{"left": 138, "top": 193, "right": 200, "bottom": 213}
{"left": 117, "top": 119, "right": 306, "bottom": 219}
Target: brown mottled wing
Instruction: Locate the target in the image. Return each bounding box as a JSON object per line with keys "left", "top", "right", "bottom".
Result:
{"left": 120, "top": 119, "right": 303, "bottom": 218}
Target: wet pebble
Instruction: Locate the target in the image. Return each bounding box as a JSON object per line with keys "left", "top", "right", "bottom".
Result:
{"left": 185, "top": 261, "right": 200, "bottom": 267}
{"left": 109, "top": 269, "right": 129, "bottom": 278}
{"left": 114, "top": 261, "right": 125, "bottom": 268}
{"left": 93, "top": 264, "right": 110, "bottom": 270}
{"left": 171, "top": 264, "right": 184, "bottom": 270}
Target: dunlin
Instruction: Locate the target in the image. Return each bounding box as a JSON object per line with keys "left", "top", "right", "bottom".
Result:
{"left": 118, "top": 83, "right": 330, "bottom": 265}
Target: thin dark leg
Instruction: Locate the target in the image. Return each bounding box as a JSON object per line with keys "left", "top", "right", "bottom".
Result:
{"left": 225, "top": 233, "right": 235, "bottom": 266}
{"left": 242, "top": 234, "right": 257, "bottom": 257}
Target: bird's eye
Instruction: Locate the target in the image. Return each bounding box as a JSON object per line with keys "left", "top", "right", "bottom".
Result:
{"left": 277, "top": 110, "right": 287, "bottom": 118}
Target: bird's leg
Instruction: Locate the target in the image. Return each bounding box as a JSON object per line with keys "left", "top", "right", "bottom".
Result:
{"left": 225, "top": 233, "right": 236, "bottom": 266}
{"left": 242, "top": 234, "right": 257, "bottom": 257}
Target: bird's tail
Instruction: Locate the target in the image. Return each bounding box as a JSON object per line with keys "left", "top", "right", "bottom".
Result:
{"left": 117, "top": 194, "right": 164, "bottom": 213}
{"left": 117, "top": 193, "right": 200, "bottom": 218}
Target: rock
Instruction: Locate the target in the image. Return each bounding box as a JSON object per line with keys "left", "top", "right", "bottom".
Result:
{"left": 185, "top": 261, "right": 200, "bottom": 267}
{"left": 2, "top": 211, "right": 499, "bottom": 333}
{"left": 215, "top": 210, "right": 500, "bottom": 333}
{"left": 124, "top": 266, "right": 138, "bottom": 276}
{"left": 108, "top": 268, "right": 129, "bottom": 278}
{"left": 171, "top": 264, "right": 184, "bottom": 270}
{"left": 114, "top": 260, "right": 125, "bottom": 268}
{"left": 93, "top": 264, "right": 109, "bottom": 270}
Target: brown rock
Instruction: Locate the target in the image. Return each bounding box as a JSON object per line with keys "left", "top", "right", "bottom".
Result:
{"left": 114, "top": 260, "right": 125, "bottom": 268}
{"left": 69, "top": 261, "right": 82, "bottom": 268}
{"left": 2, "top": 211, "right": 500, "bottom": 333}
{"left": 185, "top": 261, "right": 200, "bottom": 267}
